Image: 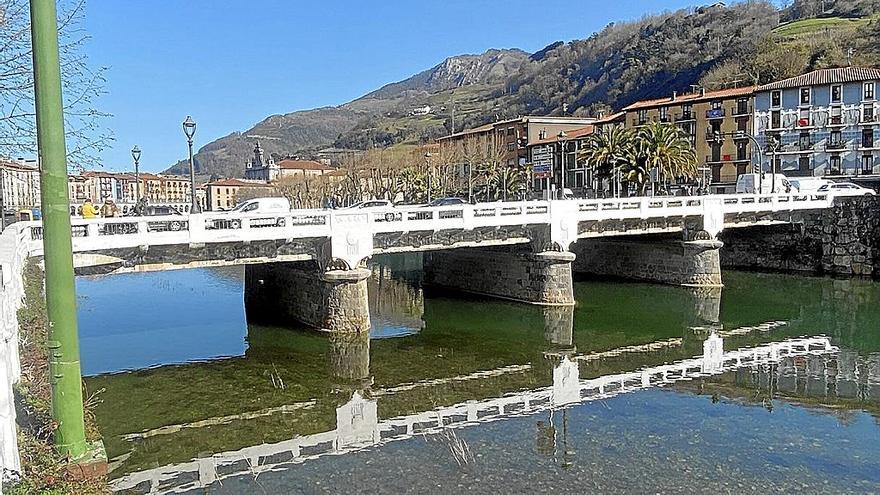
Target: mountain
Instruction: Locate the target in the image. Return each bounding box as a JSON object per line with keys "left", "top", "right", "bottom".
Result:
{"left": 164, "top": 49, "right": 530, "bottom": 178}
{"left": 167, "top": 1, "right": 880, "bottom": 179}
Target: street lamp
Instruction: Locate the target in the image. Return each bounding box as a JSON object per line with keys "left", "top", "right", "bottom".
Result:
{"left": 182, "top": 116, "right": 199, "bottom": 213}
{"left": 131, "top": 145, "right": 141, "bottom": 203}
{"left": 557, "top": 131, "right": 568, "bottom": 198}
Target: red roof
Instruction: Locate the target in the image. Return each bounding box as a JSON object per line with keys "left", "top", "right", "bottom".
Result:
{"left": 277, "top": 159, "right": 334, "bottom": 171}
{"left": 207, "top": 178, "right": 272, "bottom": 187}
{"left": 531, "top": 125, "right": 595, "bottom": 145}
{"left": 623, "top": 86, "right": 757, "bottom": 111}
{"left": 758, "top": 67, "right": 880, "bottom": 91}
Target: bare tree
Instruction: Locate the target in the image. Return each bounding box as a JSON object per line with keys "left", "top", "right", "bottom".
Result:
{"left": 0, "top": 0, "right": 111, "bottom": 167}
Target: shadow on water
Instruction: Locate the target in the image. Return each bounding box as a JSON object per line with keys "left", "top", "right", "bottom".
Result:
{"left": 75, "top": 255, "right": 880, "bottom": 492}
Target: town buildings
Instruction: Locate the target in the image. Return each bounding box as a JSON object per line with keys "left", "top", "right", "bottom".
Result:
{"left": 244, "top": 142, "right": 337, "bottom": 182}
{"left": 527, "top": 125, "right": 595, "bottom": 195}
{"left": 438, "top": 116, "right": 597, "bottom": 168}
{"left": 205, "top": 178, "right": 272, "bottom": 211}
{"left": 622, "top": 86, "right": 756, "bottom": 194}
{"left": 753, "top": 67, "right": 880, "bottom": 186}
{"left": 0, "top": 159, "right": 40, "bottom": 214}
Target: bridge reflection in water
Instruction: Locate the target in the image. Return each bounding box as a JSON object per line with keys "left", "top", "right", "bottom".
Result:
{"left": 111, "top": 329, "right": 835, "bottom": 493}
{"left": 75, "top": 261, "right": 880, "bottom": 494}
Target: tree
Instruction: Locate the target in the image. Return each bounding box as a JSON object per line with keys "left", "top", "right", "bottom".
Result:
{"left": 578, "top": 126, "right": 635, "bottom": 194}
{"left": 631, "top": 122, "right": 697, "bottom": 194}
{"left": 0, "top": 0, "right": 110, "bottom": 167}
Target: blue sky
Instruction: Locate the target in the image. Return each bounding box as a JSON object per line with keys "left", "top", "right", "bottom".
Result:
{"left": 83, "top": 0, "right": 704, "bottom": 172}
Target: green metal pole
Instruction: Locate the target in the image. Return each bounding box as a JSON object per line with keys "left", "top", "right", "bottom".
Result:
{"left": 29, "top": 0, "right": 88, "bottom": 459}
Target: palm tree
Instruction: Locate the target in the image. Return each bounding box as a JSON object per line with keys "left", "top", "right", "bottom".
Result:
{"left": 578, "top": 126, "right": 635, "bottom": 196}
{"left": 634, "top": 122, "right": 697, "bottom": 194}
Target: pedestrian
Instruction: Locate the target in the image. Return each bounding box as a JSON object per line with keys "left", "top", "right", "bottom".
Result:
{"left": 81, "top": 198, "right": 98, "bottom": 219}
{"left": 100, "top": 198, "right": 119, "bottom": 217}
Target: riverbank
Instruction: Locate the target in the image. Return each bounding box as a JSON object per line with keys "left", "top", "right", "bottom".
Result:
{"left": 5, "top": 260, "right": 106, "bottom": 494}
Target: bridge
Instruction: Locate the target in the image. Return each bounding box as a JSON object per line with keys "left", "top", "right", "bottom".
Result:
{"left": 110, "top": 335, "right": 837, "bottom": 494}
{"left": 13, "top": 193, "right": 836, "bottom": 334}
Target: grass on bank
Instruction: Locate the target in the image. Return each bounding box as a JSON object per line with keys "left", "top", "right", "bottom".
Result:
{"left": 6, "top": 260, "right": 107, "bottom": 495}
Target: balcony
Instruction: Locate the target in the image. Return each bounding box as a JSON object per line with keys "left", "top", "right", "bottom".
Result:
{"left": 862, "top": 113, "right": 878, "bottom": 124}
{"left": 677, "top": 112, "right": 695, "bottom": 121}
{"left": 731, "top": 104, "right": 751, "bottom": 116}
{"left": 705, "top": 154, "right": 726, "bottom": 164}
{"left": 735, "top": 153, "right": 751, "bottom": 162}
{"left": 825, "top": 141, "right": 847, "bottom": 151}
{"left": 829, "top": 115, "right": 845, "bottom": 126}
{"left": 705, "top": 128, "right": 723, "bottom": 142}
{"left": 706, "top": 108, "right": 726, "bottom": 119}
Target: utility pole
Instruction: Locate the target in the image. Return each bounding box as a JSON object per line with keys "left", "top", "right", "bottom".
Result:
{"left": 29, "top": 0, "right": 88, "bottom": 458}
{"left": 0, "top": 166, "right": 6, "bottom": 231}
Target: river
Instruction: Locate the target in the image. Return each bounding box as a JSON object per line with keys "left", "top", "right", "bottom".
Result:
{"left": 76, "top": 255, "right": 880, "bottom": 494}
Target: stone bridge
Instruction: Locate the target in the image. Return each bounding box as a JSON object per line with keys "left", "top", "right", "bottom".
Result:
{"left": 15, "top": 193, "right": 835, "bottom": 333}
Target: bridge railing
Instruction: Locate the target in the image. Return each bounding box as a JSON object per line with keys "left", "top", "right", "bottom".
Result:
{"left": 18, "top": 192, "right": 837, "bottom": 257}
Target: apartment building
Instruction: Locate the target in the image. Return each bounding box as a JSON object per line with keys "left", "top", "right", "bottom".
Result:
{"left": 438, "top": 116, "right": 596, "bottom": 168}
{"left": 623, "top": 86, "right": 756, "bottom": 193}
{"left": 753, "top": 67, "right": 880, "bottom": 184}
{"left": 205, "top": 178, "right": 272, "bottom": 211}
{"left": 527, "top": 125, "right": 595, "bottom": 194}
{"left": 0, "top": 159, "right": 40, "bottom": 213}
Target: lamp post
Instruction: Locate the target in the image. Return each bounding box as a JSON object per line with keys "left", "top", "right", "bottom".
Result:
{"left": 557, "top": 131, "right": 568, "bottom": 198}
{"left": 131, "top": 145, "right": 141, "bottom": 203}
{"left": 182, "top": 116, "right": 199, "bottom": 213}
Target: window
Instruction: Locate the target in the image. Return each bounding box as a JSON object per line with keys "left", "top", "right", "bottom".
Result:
{"left": 865, "top": 82, "right": 875, "bottom": 100}
{"left": 800, "top": 87, "right": 811, "bottom": 105}
{"left": 799, "top": 156, "right": 811, "bottom": 172}
{"left": 830, "top": 155, "right": 842, "bottom": 174}
{"left": 711, "top": 100, "right": 722, "bottom": 110}
{"left": 637, "top": 109, "right": 648, "bottom": 124}
{"left": 831, "top": 85, "right": 842, "bottom": 103}
{"left": 771, "top": 111, "right": 781, "bottom": 129}
{"left": 864, "top": 104, "right": 876, "bottom": 123}
{"left": 737, "top": 118, "right": 748, "bottom": 133}
{"left": 799, "top": 132, "right": 811, "bottom": 150}
{"left": 736, "top": 141, "right": 747, "bottom": 161}
{"left": 863, "top": 155, "right": 875, "bottom": 174}
{"left": 682, "top": 104, "right": 693, "bottom": 119}
{"left": 864, "top": 129, "right": 875, "bottom": 149}
{"left": 771, "top": 91, "right": 781, "bottom": 107}
{"left": 830, "top": 130, "right": 843, "bottom": 147}
{"left": 659, "top": 106, "right": 669, "bottom": 121}
{"left": 507, "top": 142, "right": 515, "bottom": 152}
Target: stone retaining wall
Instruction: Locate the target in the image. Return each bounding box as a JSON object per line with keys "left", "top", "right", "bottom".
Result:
{"left": 721, "top": 197, "right": 880, "bottom": 277}
{"left": 245, "top": 262, "right": 371, "bottom": 333}
{"left": 423, "top": 248, "right": 575, "bottom": 306}
{"left": 571, "top": 237, "right": 723, "bottom": 287}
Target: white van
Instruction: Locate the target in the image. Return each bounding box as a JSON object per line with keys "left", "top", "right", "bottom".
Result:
{"left": 229, "top": 197, "right": 291, "bottom": 214}
{"left": 789, "top": 177, "right": 832, "bottom": 193}
{"left": 735, "top": 173, "right": 794, "bottom": 194}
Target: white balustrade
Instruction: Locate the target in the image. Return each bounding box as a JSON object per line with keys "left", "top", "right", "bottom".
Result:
{"left": 18, "top": 193, "right": 836, "bottom": 266}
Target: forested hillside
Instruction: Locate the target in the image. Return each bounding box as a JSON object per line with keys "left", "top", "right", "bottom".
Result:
{"left": 167, "top": 0, "right": 880, "bottom": 179}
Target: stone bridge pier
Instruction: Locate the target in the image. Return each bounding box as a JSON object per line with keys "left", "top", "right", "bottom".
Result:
{"left": 423, "top": 247, "right": 576, "bottom": 306}
{"left": 571, "top": 235, "right": 724, "bottom": 287}
{"left": 245, "top": 261, "right": 371, "bottom": 333}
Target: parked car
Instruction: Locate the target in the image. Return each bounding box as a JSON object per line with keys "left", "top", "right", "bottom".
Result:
{"left": 789, "top": 177, "right": 832, "bottom": 193}
{"left": 736, "top": 173, "right": 794, "bottom": 194}
{"left": 212, "top": 197, "right": 291, "bottom": 229}
{"left": 424, "top": 197, "right": 467, "bottom": 207}
{"left": 345, "top": 200, "right": 393, "bottom": 209}
{"left": 228, "top": 197, "right": 291, "bottom": 214}
{"left": 817, "top": 182, "right": 876, "bottom": 196}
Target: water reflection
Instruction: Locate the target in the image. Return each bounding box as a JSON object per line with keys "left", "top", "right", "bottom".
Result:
{"left": 75, "top": 257, "right": 880, "bottom": 493}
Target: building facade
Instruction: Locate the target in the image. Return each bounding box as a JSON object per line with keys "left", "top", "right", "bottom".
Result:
{"left": 205, "top": 178, "right": 272, "bottom": 211}
{"left": 0, "top": 159, "right": 40, "bottom": 213}
{"left": 527, "top": 125, "right": 595, "bottom": 195}
{"left": 753, "top": 67, "right": 880, "bottom": 184}
{"left": 623, "top": 86, "right": 756, "bottom": 193}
